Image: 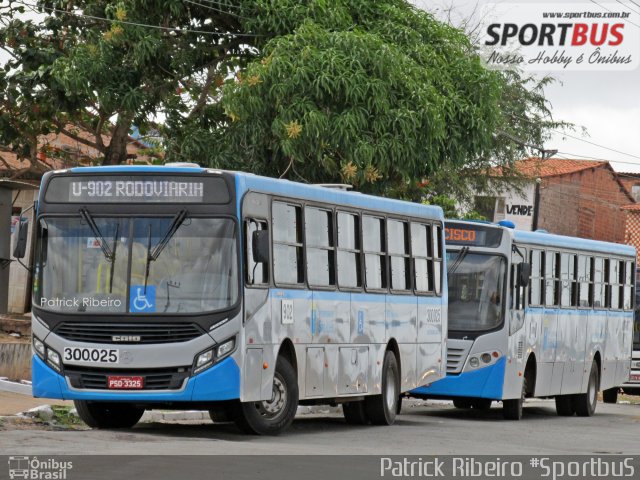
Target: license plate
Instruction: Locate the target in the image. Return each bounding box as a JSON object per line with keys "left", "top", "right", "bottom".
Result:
{"left": 63, "top": 347, "right": 119, "bottom": 364}
{"left": 108, "top": 376, "right": 144, "bottom": 389}
{"left": 630, "top": 374, "right": 640, "bottom": 382}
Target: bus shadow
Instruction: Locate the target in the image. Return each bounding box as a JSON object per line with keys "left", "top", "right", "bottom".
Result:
{"left": 406, "top": 405, "right": 558, "bottom": 421}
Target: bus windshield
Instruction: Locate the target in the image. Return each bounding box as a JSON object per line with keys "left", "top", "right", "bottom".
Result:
{"left": 35, "top": 216, "right": 238, "bottom": 314}
{"left": 446, "top": 251, "right": 506, "bottom": 332}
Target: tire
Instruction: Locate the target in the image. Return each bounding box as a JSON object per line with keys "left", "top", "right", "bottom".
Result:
{"left": 470, "top": 399, "right": 492, "bottom": 410}
{"left": 74, "top": 400, "right": 144, "bottom": 429}
{"left": 396, "top": 395, "right": 403, "bottom": 415}
{"left": 603, "top": 388, "right": 618, "bottom": 404}
{"left": 343, "top": 401, "right": 369, "bottom": 425}
{"left": 453, "top": 398, "right": 472, "bottom": 409}
{"left": 574, "top": 361, "right": 599, "bottom": 417}
{"left": 234, "top": 356, "right": 298, "bottom": 435}
{"left": 555, "top": 395, "right": 575, "bottom": 416}
{"left": 364, "top": 350, "right": 400, "bottom": 425}
{"left": 208, "top": 401, "right": 236, "bottom": 423}
{"left": 503, "top": 376, "right": 527, "bottom": 420}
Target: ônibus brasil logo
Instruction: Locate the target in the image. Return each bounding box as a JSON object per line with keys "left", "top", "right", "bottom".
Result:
{"left": 7, "top": 456, "right": 73, "bottom": 480}
{"left": 480, "top": 3, "right": 639, "bottom": 71}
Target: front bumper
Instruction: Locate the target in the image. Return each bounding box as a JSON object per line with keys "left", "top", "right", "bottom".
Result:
{"left": 32, "top": 354, "right": 240, "bottom": 402}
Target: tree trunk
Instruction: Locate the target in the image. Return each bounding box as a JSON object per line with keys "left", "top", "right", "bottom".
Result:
{"left": 103, "top": 115, "right": 133, "bottom": 165}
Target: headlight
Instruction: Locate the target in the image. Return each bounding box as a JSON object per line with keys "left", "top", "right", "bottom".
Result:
{"left": 196, "top": 350, "right": 213, "bottom": 368}
{"left": 481, "top": 353, "right": 492, "bottom": 364}
{"left": 217, "top": 338, "right": 235, "bottom": 359}
{"left": 469, "top": 356, "right": 480, "bottom": 368}
{"left": 47, "top": 349, "right": 61, "bottom": 371}
{"left": 33, "top": 337, "right": 46, "bottom": 358}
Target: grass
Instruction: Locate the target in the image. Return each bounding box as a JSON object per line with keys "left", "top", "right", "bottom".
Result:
{"left": 50, "top": 405, "right": 86, "bottom": 428}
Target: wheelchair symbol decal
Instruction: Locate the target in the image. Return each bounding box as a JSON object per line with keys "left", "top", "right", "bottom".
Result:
{"left": 130, "top": 285, "right": 156, "bottom": 312}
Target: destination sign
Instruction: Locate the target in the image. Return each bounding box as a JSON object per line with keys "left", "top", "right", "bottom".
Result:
{"left": 44, "top": 175, "right": 230, "bottom": 204}
{"left": 444, "top": 222, "right": 503, "bottom": 247}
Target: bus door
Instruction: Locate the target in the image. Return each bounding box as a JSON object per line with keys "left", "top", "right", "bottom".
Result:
{"left": 509, "top": 248, "right": 528, "bottom": 371}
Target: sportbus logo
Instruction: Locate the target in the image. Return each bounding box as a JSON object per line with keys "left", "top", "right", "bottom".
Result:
{"left": 7, "top": 456, "right": 73, "bottom": 479}
{"left": 480, "top": 3, "right": 639, "bottom": 71}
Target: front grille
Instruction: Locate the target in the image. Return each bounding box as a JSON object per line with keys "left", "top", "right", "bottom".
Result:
{"left": 446, "top": 347, "right": 466, "bottom": 373}
{"left": 65, "top": 366, "right": 191, "bottom": 390}
{"left": 54, "top": 322, "right": 205, "bottom": 345}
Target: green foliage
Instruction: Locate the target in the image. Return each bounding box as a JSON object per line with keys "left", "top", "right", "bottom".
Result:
{"left": 424, "top": 194, "right": 486, "bottom": 220}
{"left": 213, "top": 1, "right": 503, "bottom": 197}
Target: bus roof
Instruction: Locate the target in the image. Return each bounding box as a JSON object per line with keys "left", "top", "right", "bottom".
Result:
{"left": 56, "top": 166, "right": 444, "bottom": 220}
{"left": 446, "top": 219, "right": 636, "bottom": 257}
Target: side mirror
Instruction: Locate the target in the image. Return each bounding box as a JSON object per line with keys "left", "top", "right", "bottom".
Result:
{"left": 518, "top": 263, "right": 531, "bottom": 287}
{"left": 252, "top": 230, "right": 269, "bottom": 264}
{"left": 13, "top": 219, "right": 29, "bottom": 259}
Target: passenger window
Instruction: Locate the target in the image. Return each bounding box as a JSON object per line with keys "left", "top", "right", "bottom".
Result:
{"left": 305, "top": 207, "right": 335, "bottom": 288}
{"left": 609, "top": 260, "right": 621, "bottom": 310}
{"left": 624, "top": 261, "right": 634, "bottom": 310}
{"left": 363, "top": 215, "right": 386, "bottom": 290}
{"left": 411, "top": 223, "right": 432, "bottom": 293}
{"left": 560, "top": 253, "right": 576, "bottom": 307}
{"left": 544, "top": 252, "right": 557, "bottom": 307}
{"left": 433, "top": 225, "right": 443, "bottom": 295}
{"left": 245, "top": 220, "right": 269, "bottom": 286}
{"left": 337, "top": 212, "right": 362, "bottom": 289}
{"left": 593, "top": 257, "right": 605, "bottom": 308}
{"left": 388, "top": 219, "right": 410, "bottom": 291}
{"left": 272, "top": 202, "right": 304, "bottom": 285}
{"left": 529, "top": 250, "right": 543, "bottom": 306}
{"left": 577, "top": 255, "right": 592, "bottom": 307}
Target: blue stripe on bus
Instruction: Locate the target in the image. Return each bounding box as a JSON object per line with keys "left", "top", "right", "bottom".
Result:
{"left": 411, "top": 357, "right": 506, "bottom": 400}
{"left": 31, "top": 355, "right": 240, "bottom": 402}
{"left": 270, "top": 289, "right": 444, "bottom": 305}
{"left": 235, "top": 173, "right": 445, "bottom": 220}
{"left": 69, "top": 166, "right": 207, "bottom": 174}
{"left": 512, "top": 229, "right": 635, "bottom": 256}
{"left": 524, "top": 307, "right": 632, "bottom": 317}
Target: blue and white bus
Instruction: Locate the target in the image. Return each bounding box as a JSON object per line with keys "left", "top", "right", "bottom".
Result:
{"left": 24, "top": 165, "right": 448, "bottom": 434}
{"left": 411, "top": 220, "right": 635, "bottom": 419}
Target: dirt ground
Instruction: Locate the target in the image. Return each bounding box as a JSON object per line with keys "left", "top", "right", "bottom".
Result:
{"left": 0, "top": 391, "right": 73, "bottom": 416}
{"left": 0, "top": 331, "right": 30, "bottom": 343}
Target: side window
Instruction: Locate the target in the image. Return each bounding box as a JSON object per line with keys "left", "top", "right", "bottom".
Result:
{"left": 305, "top": 206, "right": 335, "bottom": 288}
{"left": 560, "top": 253, "right": 576, "bottom": 307}
{"left": 411, "top": 223, "right": 432, "bottom": 293}
{"left": 336, "top": 212, "right": 362, "bottom": 289}
{"left": 593, "top": 257, "right": 605, "bottom": 308}
{"left": 272, "top": 201, "right": 304, "bottom": 285}
{"left": 577, "top": 255, "right": 592, "bottom": 307}
{"left": 433, "top": 224, "right": 443, "bottom": 295}
{"left": 388, "top": 219, "right": 410, "bottom": 291}
{"left": 604, "top": 259, "right": 612, "bottom": 308}
{"left": 544, "top": 251, "right": 557, "bottom": 307}
{"left": 363, "top": 215, "right": 386, "bottom": 290}
{"left": 529, "top": 250, "right": 542, "bottom": 306}
{"left": 609, "top": 260, "right": 621, "bottom": 310}
{"left": 623, "top": 261, "right": 634, "bottom": 310}
{"left": 245, "top": 220, "right": 269, "bottom": 286}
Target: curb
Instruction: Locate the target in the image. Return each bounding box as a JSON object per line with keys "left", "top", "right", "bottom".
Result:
{"left": 0, "top": 377, "right": 32, "bottom": 396}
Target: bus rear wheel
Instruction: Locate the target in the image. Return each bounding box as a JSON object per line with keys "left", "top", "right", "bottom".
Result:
{"left": 555, "top": 395, "right": 575, "bottom": 416}
{"left": 574, "top": 361, "right": 599, "bottom": 417}
{"left": 364, "top": 350, "right": 400, "bottom": 425}
{"left": 74, "top": 400, "right": 144, "bottom": 429}
{"left": 343, "top": 401, "right": 369, "bottom": 425}
{"left": 603, "top": 388, "right": 618, "bottom": 404}
{"left": 452, "top": 398, "right": 472, "bottom": 409}
{"left": 470, "top": 399, "right": 492, "bottom": 410}
{"left": 234, "top": 356, "right": 298, "bottom": 435}
{"left": 208, "top": 401, "right": 236, "bottom": 423}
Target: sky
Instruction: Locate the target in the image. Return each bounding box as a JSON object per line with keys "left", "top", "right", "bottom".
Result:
{"left": 415, "top": 0, "right": 640, "bottom": 172}
{"left": 2, "top": 1, "right": 639, "bottom": 172}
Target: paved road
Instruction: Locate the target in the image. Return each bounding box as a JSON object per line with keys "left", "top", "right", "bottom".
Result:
{"left": 1, "top": 399, "right": 639, "bottom": 455}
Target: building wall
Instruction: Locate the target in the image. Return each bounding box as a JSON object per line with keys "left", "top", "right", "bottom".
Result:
{"left": 537, "top": 166, "right": 633, "bottom": 243}
{"left": 8, "top": 189, "right": 38, "bottom": 314}
{"left": 624, "top": 211, "right": 640, "bottom": 263}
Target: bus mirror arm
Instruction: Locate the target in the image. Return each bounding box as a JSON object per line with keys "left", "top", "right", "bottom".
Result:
{"left": 252, "top": 230, "right": 269, "bottom": 264}
{"left": 518, "top": 263, "right": 531, "bottom": 287}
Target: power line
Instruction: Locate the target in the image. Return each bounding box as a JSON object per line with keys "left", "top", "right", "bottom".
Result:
{"left": 589, "top": 0, "right": 640, "bottom": 28}
{"left": 15, "top": 1, "right": 264, "bottom": 37}
{"left": 628, "top": 0, "right": 640, "bottom": 10}
{"left": 615, "top": 0, "right": 640, "bottom": 15}
{"left": 182, "top": 0, "right": 251, "bottom": 21}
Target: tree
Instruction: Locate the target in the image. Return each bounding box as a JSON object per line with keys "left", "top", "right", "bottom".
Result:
{"left": 0, "top": 0, "right": 252, "bottom": 171}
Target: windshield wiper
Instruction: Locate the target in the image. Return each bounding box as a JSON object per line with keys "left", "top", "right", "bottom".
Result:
{"left": 448, "top": 246, "right": 470, "bottom": 275}
{"left": 80, "top": 208, "right": 120, "bottom": 293}
{"left": 143, "top": 210, "right": 188, "bottom": 293}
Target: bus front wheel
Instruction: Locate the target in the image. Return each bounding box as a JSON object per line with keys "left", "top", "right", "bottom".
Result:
{"left": 503, "top": 376, "right": 528, "bottom": 420}
{"left": 234, "top": 356, "right": 298, "bottom": 435}
{"left": 574, "top": 361, "right": 599, "bottom": 417}
{"left": 555, "top": 395, "right": 575, "bottom": 416}
{"left": 74, "top": 400, "right": 144, "bottom": 429}
{"left": 364, "top": 350, "right": 400, "bottom": 425}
